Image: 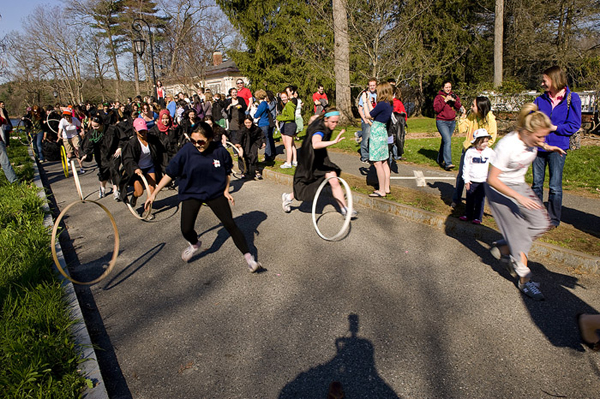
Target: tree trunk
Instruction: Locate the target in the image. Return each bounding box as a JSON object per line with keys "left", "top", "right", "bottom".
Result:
{"left": 132, "top": 42, "right": 140, "bottom": 95}
{"left": 332, "top": 0, "right": 353, "bottom": 125}
{"left": 494, "top": 0, "right": 504, "bottom": 88}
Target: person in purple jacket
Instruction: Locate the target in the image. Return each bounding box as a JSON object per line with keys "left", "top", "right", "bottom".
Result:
{"left": 532, "top": 66, "right": 581, "bottom": 228}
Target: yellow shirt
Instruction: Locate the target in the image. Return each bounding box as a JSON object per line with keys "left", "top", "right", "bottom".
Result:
{"left": 458, "top": 111, "right": 497, "bottom": 150}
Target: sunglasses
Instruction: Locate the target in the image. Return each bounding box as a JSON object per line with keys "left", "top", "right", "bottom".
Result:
{"left": 190, "top": 138, "right": 207, "bottom": 146}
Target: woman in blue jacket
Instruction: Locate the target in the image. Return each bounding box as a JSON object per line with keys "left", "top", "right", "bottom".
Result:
{"left": 532, "top": 66, "right": 581, "bottom": 228}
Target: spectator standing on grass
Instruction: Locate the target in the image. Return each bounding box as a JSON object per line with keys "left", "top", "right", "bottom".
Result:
{"left": 433, "top": 81, "right": 462, "bottom": 171}
{"left": 254, "top": 89, "right": 276, "bottom": 162}
{"left": 0, "top": 101, "right": 12, "bottom": 146}
{"left": 276, "top": 91, "right": 298, "bottom": 168}
{"left": 313, "top": 84, "right": 328, "bottom": 115}
{"left": 532, "top": 65, "right": 581, "bottom": 229}
{"left": 452, "top": 96, "right": 497, "bottom": 208}
{"left": 486, "top": 103, "right": 565, "bottom": 301}
{"left": 0, "top": 113, "right": 18, "bottom": 183}
{"left": 458, "top": 129, "right": 494, "bottom": 225}
{"left": 357, "top": 78, "right": 378, "bottom": 163}
{"left": 30, "top": 105, "right": 46, "bottom": 163}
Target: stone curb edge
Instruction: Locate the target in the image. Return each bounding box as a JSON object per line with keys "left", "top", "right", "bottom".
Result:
{"left": 262, "top": 168, "right": 600, "bottom": 275}
{"left": 31, "top": 153, "right": 109, "bottom": 399}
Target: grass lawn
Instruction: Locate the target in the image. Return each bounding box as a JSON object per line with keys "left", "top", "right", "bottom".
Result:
{"left": 0, "top": 138, "right": 88, "bottom": 396}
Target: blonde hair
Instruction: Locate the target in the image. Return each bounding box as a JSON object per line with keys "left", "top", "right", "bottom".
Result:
{"left": 254, "top": 89, "right": 267, "bottom": 100}
{"left": 376, "top": 82, "right": 393, "bottom": 103}
{"left": 517, "top": 103, "right": 552, "bottom": 133}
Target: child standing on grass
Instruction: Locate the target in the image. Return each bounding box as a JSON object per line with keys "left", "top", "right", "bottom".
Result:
{"left": 459, "top": 129, "right": 494, "bottom": 225}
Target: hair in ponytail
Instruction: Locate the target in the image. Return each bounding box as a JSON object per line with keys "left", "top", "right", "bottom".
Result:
{"left": 516, "top": 103, "right": 551, "bottom": 134}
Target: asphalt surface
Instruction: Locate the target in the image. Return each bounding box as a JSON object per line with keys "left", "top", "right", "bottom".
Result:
{"left": 40, "top": 154, "right": 600, "bottom": 399}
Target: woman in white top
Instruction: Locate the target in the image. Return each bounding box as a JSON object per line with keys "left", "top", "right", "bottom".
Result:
{"left": 485, "top": 103, "right": 565, "bottom": 301}
{"left": 57, "top": 109, "right": 85, "bottom": 173}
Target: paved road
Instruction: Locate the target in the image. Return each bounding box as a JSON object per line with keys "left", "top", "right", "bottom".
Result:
{"left": 41, "top": 157, "right": 600, "bottom": 398}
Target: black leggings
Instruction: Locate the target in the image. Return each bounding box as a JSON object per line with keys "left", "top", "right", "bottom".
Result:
{"left": 180, "top": 196, "right": 249, "bottom": 254}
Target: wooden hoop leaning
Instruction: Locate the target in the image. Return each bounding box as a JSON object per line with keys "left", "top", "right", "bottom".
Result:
{"left": 51, "top": 200, "right": 120, "bottom": 285}
{"left": 225, "top": 140, "right": 247, "bottom": 179}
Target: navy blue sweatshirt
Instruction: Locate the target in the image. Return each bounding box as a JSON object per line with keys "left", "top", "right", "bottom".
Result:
{"left": 165, "top": 142, "right": 233, "bottom": 201}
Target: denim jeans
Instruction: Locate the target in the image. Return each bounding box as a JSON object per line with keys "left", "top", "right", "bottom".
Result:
{"left": 260, "top": 125, "right": 275, "bottom": 160}
{"left": 360, "top": 121, "right": 371, "bottom": 161}
{"left": 0, "top": 140, "right": 18, "bottom": 183}
{"left": 436, "top": 120, "right": 455, "bottom": 166}
{"left": 452, "top": 149, "right": 466, "bottom": 204}
{"left": 34, "top": 131, "right": 44, "bottom": 161}
{"left": 531, "top": 151, "right": 567, "bottom": 226}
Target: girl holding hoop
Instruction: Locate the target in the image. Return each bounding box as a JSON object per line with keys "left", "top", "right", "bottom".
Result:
{"left": 57, "top": 109, "right": 86, "bottom": 174}
{"left": 120, "top": 118, "right": 163, "bottom": 207}
{"left": 144, "top": 122, "right": 263, "bottom": 272}
{"left": 281, "top": 108, "right": 356, "bottom": 218}
{"left": 486, "top": 103, "right": 565, "bottom": 301}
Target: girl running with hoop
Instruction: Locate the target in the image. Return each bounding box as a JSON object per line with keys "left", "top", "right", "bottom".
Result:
{"left": 281, "top": 108, "right": 356, "bottom": 218}
{"left": 144, "top": 122, "right": 263, "bottom": 272}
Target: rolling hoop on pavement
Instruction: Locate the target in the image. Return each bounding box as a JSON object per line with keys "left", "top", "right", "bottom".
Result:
{"left": 126, "top": 173, "right": 153, "bottom": 220}
{"left": 225, "top": 141, "right": 247, "bottom": 179}
{"left": 70, "top": 160, "right": 84, "bottom": 200}
{"left": 60, "top": 145, "right": 69, "bottom": 177}
{"left": 312, "top": 176, "right": 353, "bottom": 241}
{"left": 51, "top": 200, "right": 120, "bottom": 285}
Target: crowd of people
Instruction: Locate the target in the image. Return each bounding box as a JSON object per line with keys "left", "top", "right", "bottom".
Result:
{"left": 1, "top": 66, "right": 597, "bottom": 347}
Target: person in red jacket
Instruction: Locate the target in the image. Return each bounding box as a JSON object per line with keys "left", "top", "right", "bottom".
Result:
{"left": 235, "top": 79, "right": 252, "bottom": 108}
{"left": 433, "top": 81, "right": 462, "bottom": 170}
{"left": 312, "top": 84, "right": 328, "bottom": 114}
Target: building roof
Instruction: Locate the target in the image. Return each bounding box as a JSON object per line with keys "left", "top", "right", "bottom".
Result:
{"left": 205, "top": 59, "right": 240, "bottom": 78}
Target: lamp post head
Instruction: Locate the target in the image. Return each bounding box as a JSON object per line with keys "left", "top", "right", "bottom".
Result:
{"left": 133, "top": 38, "right": 146, "bottom": 57}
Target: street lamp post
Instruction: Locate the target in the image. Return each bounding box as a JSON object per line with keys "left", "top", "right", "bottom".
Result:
{"left": 132, "top": 18, "right": 157, "bottom": 99}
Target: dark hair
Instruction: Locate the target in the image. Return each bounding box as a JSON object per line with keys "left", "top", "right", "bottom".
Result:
{"left": 91, "top": 116, "right": 103, "bottom": 124}
{"left": 243, "top": 115, "right": 254, "bottom": 123}
{"left": 229, "top": 87, "right": 237, "bottom": 96}
{"left": 475, "top": 96, "right": 491, "bottom": 121}
{"left": 192, "top": 121, "right": 214, "bottom": 141}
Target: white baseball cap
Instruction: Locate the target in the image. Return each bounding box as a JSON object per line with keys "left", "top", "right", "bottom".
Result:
{"left": 471, "top": 128, "right": 491, "bottom": 143}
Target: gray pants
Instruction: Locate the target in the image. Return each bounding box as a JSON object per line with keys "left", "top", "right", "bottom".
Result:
{"left": 485, "top": 182, "right": 551, "bottom": 278}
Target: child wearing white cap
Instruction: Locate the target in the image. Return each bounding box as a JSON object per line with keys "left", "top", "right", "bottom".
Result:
{"left": 459, "top": 128, "right": 494, "bottom": 224}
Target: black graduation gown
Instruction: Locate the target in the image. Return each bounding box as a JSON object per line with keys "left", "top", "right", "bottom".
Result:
{"left": 239, "top": 124, "right": 265, "bottom": 177}
{"left": 293, "top": 118, "right": 341, "bottom": 201}
{"left": 119, "top": 133, "right": 164, "bottom": 201}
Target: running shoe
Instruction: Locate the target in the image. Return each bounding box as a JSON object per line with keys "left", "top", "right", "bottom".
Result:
{"left": 341, "top": 207, "right": 358, "bottom": 219}
{"left": 472, "top": 219, "right": 481, "bottom": 225}
{"left": 80, "top": 168, "right": 86, "bottom": 174}
{"left": 280, "top": 162, "right": 292, "bottom": 169}
{"left": 182, "top": 242, "right": 201, "bottom": 262}
{"left": 99, "top": 187, "right": 105, "bottom": 199}
{"left": 459, "top": 215, "right": 468, "bottom": 221}
{"left": 113, "top": 190, "right": 120, "bottom": 201}
{"left": 247, "top": 258, "right": 262, "bottom": 273}
{"left": 518, "top": 280, "right": 544, "bottom": 301}
{"left": 255, "top": 173, "right": 263, "bottom": 180}
{"left": 282, "top": 193, "right": 292, "bottom": 213}
{"left": 292, "top": 161, "right": 298, "bottom": 167}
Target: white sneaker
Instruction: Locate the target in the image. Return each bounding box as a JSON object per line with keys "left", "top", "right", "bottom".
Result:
{"left": 98, "top": 186, "right": 105, "bottom": 199}
{"left": 182, "top": 242, "right": 201, "bottom": 262}
{"left": 247, "top": 257, "right": 262, "bottom": 273}
{"left": 113, "top": 190, "right": 120, "bottom": 201}
{"left": 341, "top": 207, "right": 358, "bottom": 219}
{"left": 280, "top": 162, "right": 292, "bottom": 169}
{"left": 79, "top": 168, "right": 86, "bottom": 174}
{"left": 282, "top": 193, "right": 292, "bottom": 213}
{"left": 292, "top": 161, "right": 298, "bottom": 167}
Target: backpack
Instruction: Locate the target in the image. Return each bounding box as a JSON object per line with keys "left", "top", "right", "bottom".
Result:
{"left": 565, "top": 92, "right": 582, "bottom": 150}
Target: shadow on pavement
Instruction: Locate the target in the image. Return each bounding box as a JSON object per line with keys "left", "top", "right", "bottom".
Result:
{"left": 103, "top": 243, "right": 165, "bottom": 291}
{"left": 444, "top": 215, "right": 598, "bottom": 352}
{"left": 278, "top": 314, "right": 400, "bottom": 399}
